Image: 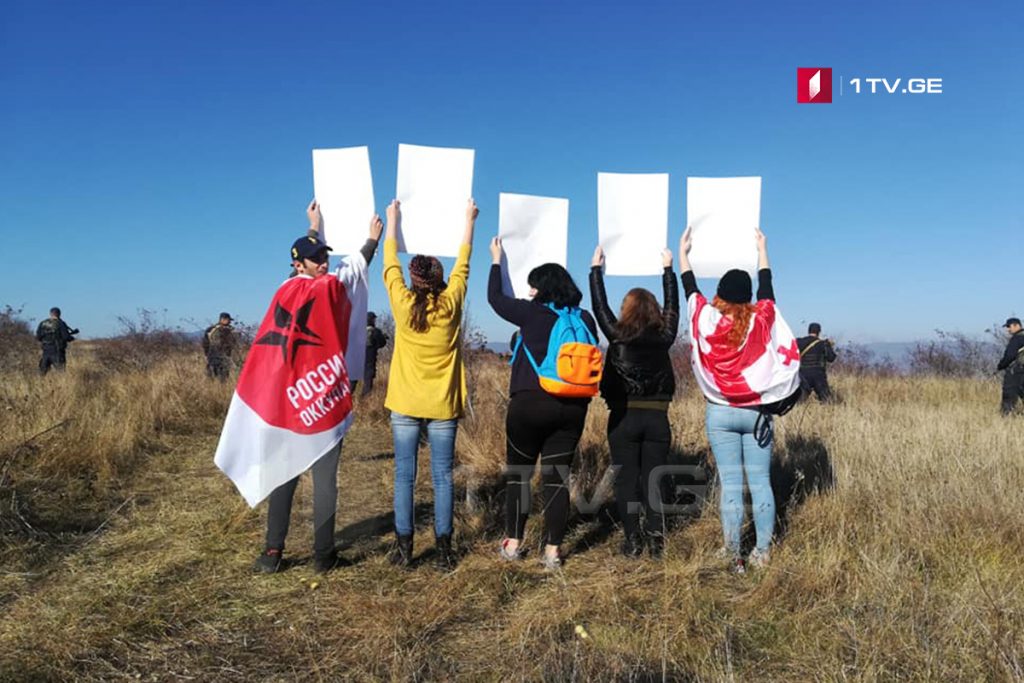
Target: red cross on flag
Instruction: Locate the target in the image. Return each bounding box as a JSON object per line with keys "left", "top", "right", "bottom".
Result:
{"left": 687, "top": 293, "right": 802, "bottom": 407}
{"left": 214, "top": 274, "right": 355, "bottom": 506}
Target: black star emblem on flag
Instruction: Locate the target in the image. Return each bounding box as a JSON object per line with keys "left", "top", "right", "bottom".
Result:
{"left": 254, "top": 298, "right": 322, "bottom": 363}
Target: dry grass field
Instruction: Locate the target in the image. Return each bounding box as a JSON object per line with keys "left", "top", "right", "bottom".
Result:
{"left": 1, "top": 343, "right": 1022, "bottom": 681}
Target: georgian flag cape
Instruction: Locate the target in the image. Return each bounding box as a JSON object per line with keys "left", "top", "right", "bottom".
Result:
{"left": 215, "top": 268, "right": 361, "bottom": 507}
{"left": 688, "top": 292, "right": 802, "bottom": 407}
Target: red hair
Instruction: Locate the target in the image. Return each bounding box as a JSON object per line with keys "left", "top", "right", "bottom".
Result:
{"left": 711, "top": 296, "right": 758, "bottom": 349}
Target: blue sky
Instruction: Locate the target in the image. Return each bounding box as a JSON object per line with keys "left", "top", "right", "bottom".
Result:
{"left": 1, "top": 0, "right": 1021, "bottom": 344}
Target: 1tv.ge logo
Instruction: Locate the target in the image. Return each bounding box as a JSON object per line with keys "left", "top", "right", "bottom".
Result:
{"left": 797, "top": 67, "right": 943, "bottom": 103}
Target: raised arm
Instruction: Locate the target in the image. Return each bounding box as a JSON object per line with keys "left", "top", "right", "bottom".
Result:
{"left": 306, "top": 199, "right": 321, "bottom": 239}
{"left": 487, "top": 237, "right": 535, "bottom": 325}
{"left": 678, "top": 226, "right": 700, "bottom": 300}
{"left": 659, "top": 248, "right": 680, "bottom": 343}
{"left": 382, "top": 200, "right": 409, "bottom": 299}
{"left": 588, "top": 246, "right": 619, "bottom": 342}
{"left": 446, "top": 199, "right": 477, "bottom": 301}
{"left": 755, "top": 228, "right": 775, "bottom": 302}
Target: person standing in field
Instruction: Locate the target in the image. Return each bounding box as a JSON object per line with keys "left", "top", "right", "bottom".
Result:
{"left": 997, "top": 317, "right": 1024, "bottom": 416}
{"left": 679, "top": 226, "right": 800, "bottom": 574}
{"left": 797, "top": 322, "right": 837, "bottom": 402}
{"left": 202, "top": 312, "right": 237, "bottom": 381}
{"left": 36, "top": 307, "right": 78, "bottom": 375}
{"left": 250, "top": 202, "right": 381, "bottom": 575}
{"left": 589, "top": 245, "right": 679, "bottom": 559}
{"left": 382, "top": 198, "right": 476, "bottom": 571}
{"left": 363, "top": 312, "right": 388, "bottom": 395}
{"left": 488, "top": 238, "right": 601, "bottom": 570}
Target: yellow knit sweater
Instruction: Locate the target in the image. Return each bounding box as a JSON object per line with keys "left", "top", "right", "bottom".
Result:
{"left": 382, "top": 238, "right": 470, "bottom": 420}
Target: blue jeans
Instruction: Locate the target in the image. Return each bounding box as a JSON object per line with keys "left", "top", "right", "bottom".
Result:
{"left": 390, "top": 412, "right": 457, "bottom": 537}
{"left": 706, "top": 403, "right": 775, "bottom": 553}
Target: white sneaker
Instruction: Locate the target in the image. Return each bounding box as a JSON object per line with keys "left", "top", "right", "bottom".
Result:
{"left": 499, "top": 538, "right": 523, "bottom": 561}
{"left": 748, "top": 548, "right": 771, "bottom": 570}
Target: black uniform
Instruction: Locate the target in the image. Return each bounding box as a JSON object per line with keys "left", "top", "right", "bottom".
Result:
{"left": 997, "top": 330, "right": 1024, "bottom": 415}
{"left": 797, "top": 335, "right": 836, "bottom": 401}
{"left": 35, "top": 318, "right": 77, "bottom": 374}
{"left": 362, "top": 326, "right": 388, "bottom": 395}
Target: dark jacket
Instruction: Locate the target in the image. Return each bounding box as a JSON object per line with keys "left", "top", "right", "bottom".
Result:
{"left": 589, "top": 266, "right": 680, "bottom": 403}
{"left": 203, "top": 324, "right": 236, "bottom": 358}
{"left": 365, "top": 326, "right": 388, "bottom": 371}
{"left": 797, "top": 335, "right": 837, "bottom": 370}
{"left": 487, "top": 265, "right": 598, "bottom": 397}
{"left": 36, "top": 318, "right": 76, "bottom": 350}
{"left": 997, "top": 330, "right": 1024, "bottom": 373}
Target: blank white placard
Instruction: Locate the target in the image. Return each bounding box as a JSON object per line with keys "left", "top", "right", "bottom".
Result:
{"left": 395, "top": 143, "right": 475, "bottom": 257}
{"left": 311, "top": 147, "right": 375, "bottom": 256}
{"left": 498, "top": 193, "right": 569, "bottom": 298}
{"left": 597, "top": 172, "right": 669, "bottom": 276}
{"left": 686, "top": 177, "right": 761, "bottom": 278}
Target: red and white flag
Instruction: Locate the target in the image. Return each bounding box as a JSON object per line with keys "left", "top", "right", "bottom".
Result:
{"left": 215, "top": 275, "right": 355, "bottom": 507}
{"left": 688, "top": 293, "right": 801, "bottom": 407}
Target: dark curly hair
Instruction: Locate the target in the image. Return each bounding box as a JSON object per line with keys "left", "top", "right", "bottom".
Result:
{"left": 527, "top": 264, "right": 582, "bottom": 309}
{"left": 408, "top": 255, "right": 446, "bottom": 333}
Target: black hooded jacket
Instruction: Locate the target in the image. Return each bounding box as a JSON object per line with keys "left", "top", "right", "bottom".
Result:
{"left": 589, "top": 266, "right": 680, "bottom": 403}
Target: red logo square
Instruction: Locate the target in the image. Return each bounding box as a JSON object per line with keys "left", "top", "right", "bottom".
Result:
{"left": 797, "top": 68, "right": 832, "bottom": 103}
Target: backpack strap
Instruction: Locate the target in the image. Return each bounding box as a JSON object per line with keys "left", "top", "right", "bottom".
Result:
{"left": 800, "top": 339, "right": 823, "bottom": 357}
{"left": 544, "top": 303, "right": 597, "bottom": 345}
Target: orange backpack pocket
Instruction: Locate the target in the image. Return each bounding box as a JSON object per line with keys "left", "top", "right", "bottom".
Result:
{"left": 554, "top": 342, "right": 603, "bottom": 392}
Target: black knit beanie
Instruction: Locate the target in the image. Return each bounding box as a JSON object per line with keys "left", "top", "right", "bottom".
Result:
{"left": 716, "top": 269, "right": 752, "bottom": 304}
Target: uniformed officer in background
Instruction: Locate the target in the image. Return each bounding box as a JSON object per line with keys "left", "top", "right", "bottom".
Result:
{"left": 997, "top": 317, "right": 1024, "bottom": 416}
{"left": 36, "top": 307, "right": 78, "bottom": 374}
{"left": 797, "top": 322, "right": 837, "bottom": 402}
{"left": 203, "top": 312, "right": 237, "bottom": 381}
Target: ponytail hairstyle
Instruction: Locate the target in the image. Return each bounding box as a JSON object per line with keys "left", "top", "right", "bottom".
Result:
{"left": 408, "top": 255, "right": 446, "bottom": 333}
{"left": 617, "top": 288, "right": 664, "bottom": 341}
{"left": 711, "top": 296, "right": 758, "bottom": 349}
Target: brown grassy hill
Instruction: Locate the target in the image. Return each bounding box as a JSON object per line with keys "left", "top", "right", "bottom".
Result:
{"left": 1, "top": 347, "right": 1021, "bottom": 681}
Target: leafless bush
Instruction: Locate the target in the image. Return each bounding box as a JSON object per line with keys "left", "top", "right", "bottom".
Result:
{"left": 92, "top": 309, "right": 196, "bottom": 373}
{"left": 0, "top": 305, "right": 36, "bottom": 367}
{"left": 908, "top": 329, "right": 1000, "bottom": 378}
{"left": 833, "top": 341, "right": 901, "bottom": 377}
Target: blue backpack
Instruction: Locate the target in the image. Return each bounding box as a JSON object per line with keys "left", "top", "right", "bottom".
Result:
{"left": 511, "top": 304, "right": 603, "bottom": 398}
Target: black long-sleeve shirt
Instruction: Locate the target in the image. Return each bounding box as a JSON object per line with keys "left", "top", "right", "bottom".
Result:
{"left": 487, "top": 265, "right": 598, "bottom": 396}
{"left": 589, "top": 266, "right": 679, "bottom": 401}
{"left": 997, "top": 331, "right": 1024, "bottom": 371}
{"left": 680, "top": 269, "right": 775, "bottom": 302}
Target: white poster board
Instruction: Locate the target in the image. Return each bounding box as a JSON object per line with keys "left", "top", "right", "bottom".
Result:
{"left": 597, "top": 172, "right": 669, "bottom": 276}
{"left": 686, "top": 177, "right": 761, "bottom": 278}
{"left": 498, "top": 193, "right": 569, "bottom": 298}
{"left": 395, "top": 143, "right": 475, "bottom": 257}
{"left": 311, "top": 147, "right": 375, "bottom": 256}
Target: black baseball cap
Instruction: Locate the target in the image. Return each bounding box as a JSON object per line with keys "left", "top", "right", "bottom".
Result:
{"left": 291, "top": 235, "right": 332, "bottom": 261}
{"left": 219, "top": 312, "right": 233, "bottom": 321}
{"left": 1005, "top": 317, "right": 1021, "bottom": 327}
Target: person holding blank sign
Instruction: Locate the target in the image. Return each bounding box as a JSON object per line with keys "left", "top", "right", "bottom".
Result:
{"left": 679, "top": 226, "right": 801, "bottom": 574}
{"left": 382, "top": 198, "right": 476, "bottom": 571}
{"left": 488, "top": 238, "right": 600, "bottom": 571}
{"left": 589, "top": 245, "right": 679, "bottom": 559}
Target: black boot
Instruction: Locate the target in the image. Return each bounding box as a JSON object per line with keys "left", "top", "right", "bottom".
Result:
{"left": 647, "top": 533, "right": 665, "bottom": 560}
{"left": 389, "top": 534, "right": 413, "bottom": 568}
{"left": 434, "top": 534, "right": 456, "bottom": 571}
{"left": 621, "top": 532, "right": 644, "bottom": 559}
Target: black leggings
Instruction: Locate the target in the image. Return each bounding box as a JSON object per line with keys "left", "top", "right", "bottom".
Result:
{"left": 504, "top": 392, "right": 588, "bottom": 546}
{"left": 608, "top": 405, "right": 671, "bottom": 538}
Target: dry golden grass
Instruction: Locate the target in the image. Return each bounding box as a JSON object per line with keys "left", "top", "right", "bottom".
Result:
{"left": 1, "top": 347, "right": 1022, "bottom": 681}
